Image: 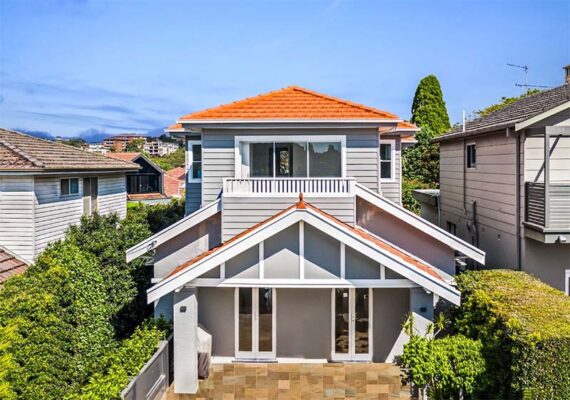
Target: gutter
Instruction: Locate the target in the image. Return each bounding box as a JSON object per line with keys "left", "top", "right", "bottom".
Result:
{"left": 433, "top": 121, "right": 517, "bottom": 143}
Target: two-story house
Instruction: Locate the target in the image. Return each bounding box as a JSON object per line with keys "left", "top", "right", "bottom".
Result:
{"left": 431, "top": 71, "right": 570, "bottom": 293}
{"left": 126, "top": 86, "right": 484, "bottom": 394}
{"left": 0, "top": 128, "right": 139, "bottom": 282}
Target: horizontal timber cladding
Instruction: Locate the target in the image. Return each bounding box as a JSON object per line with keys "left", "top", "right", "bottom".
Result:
{"left": 221, "top": 196, "right": 355, "bottom": 241}
{"left": 186, "top": 182, "right": 202, "bottom": 214}
{"left": 0, "top": 176, "right": 35, "bottom": 262}
{"left": 98, "top": 174, "right": 127, "bottom": 218}
{"left": 201, "top": 128, "right": 382, "bottom": 205}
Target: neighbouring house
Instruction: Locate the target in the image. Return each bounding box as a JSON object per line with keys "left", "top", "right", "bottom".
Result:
{"left": 106, "top": 152, "right": 168, "bottom": 203}
{"left": 0, "top": 128, "right": 139, "bottom": 282}
{"left": 419, "top": 68, "right": 570, "bottom": 293}
{"left": 164, "top": 167, "right": 186, "bottom": 198}
{"left": 126, "top": 86, "right": 484, "bottom": 394}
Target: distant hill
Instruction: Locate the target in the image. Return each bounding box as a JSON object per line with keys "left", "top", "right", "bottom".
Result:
{"left": 15, "top": 129, "right": 55, "bottom": 141}
{"left": 77, "top": 129, "right": 112, "bottom": 143}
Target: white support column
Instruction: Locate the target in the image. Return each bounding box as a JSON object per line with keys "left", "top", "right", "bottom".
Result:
{"left": 299, "top": 221, "right": 305, "bottom": 279}
{"left": 173, "top": 288, "right": 199, "bottom": 394}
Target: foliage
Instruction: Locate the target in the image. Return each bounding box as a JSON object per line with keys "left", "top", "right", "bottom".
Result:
{"left": 67, "top": 321, "right": 169, "bottom": 400}
{"left": 0, "top": 242, "right": 115, "bottom": 400}
{"left": 402, "top": 127, "right": 440, "bottom": 186}
{"left": 402, "top": 178, "right": 431, "bottom": 215}
{"left": 410, "top": 75, "right": 451, "bottom": 136}
{"left": 455, "top": 270, "right": 570, "bottom": 399}
{"left": 65, "top": 212, "right": 152, "bottom": 337}
{"left": 474, "top": 89, "right": 541, "bottom": 118}
{"left": 149, "top": 146, "right": 185, "bottom": 170}
{"left": 127, "top": 198, "right": 186, "bottom": 234}
{"left": 399, "top": 314, "right": 485, "bottom": 399}
{"left": 125, "top": 138, "right": 145, "bottom": 152}
{"left": 60, "top": 138, "right": 87, "bottom": 148}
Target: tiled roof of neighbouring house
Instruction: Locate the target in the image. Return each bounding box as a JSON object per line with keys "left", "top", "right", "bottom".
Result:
{"left": 177, "top": 86, "right": 404, "bottom": 121}
{"left": 0, "top": 246, "right": 29, "bottom": 284}
{"left": 165, "top": 197, "right": 444, "bottom": 283}
{"left": 104, "top": 152, "right": 141, "bottom": 162}
{"left": 436, "top": 84, "right": 570, "bottom": 142}
{"left": 0, "top": 128, "right": 140, "bottom": 171}
{"left": 164, "top": 168, "right": 185, "bottom": 198}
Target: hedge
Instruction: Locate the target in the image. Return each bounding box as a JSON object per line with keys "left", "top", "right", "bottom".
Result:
{"left": 455, "top": 270, "right": 570, "bottom": 399}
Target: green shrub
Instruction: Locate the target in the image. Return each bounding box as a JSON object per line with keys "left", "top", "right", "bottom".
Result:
{"left": 402, "top": 178, "right": 432, "bottom": 214}
{"left": 67, "top": 322, "right": 168, "bottom": 400}
{"left": 127, "top": 198, "right": 185, "bottom": 234}
{"left": 456, "top": 270, "right": 570, "bottom": 399}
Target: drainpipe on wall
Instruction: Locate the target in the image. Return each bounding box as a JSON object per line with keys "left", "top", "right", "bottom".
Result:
{"left": 514, "top": 129, "right": 522, "bottom": 271}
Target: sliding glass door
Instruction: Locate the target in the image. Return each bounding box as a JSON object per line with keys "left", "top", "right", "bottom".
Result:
{"left": 235, "top": 288, "right": 276, "bottom": 359}
{"left": 237, "top": 137, "right": 344, "bottom": 178}
{"left": 332, "top": 288, "right": 372, "bottom": 361}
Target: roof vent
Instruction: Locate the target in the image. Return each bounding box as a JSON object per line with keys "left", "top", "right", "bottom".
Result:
{"left": 564, "top": 65, "right": 570, "bottom": 85}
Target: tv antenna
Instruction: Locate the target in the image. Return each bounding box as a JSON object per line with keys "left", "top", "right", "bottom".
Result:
{"left": 507, "top": 63, "right": 551, "bottom": 91}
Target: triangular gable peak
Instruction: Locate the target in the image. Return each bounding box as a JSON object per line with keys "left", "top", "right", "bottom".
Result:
{"left": 176, "top": 86, "right": 403, "bottom": 122}
{"left": 147, "top": 197, "right": 460, "bottom": 305}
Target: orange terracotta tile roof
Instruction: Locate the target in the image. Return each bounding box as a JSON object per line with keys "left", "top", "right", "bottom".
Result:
{"left": 165, "top": 167, "right": 186, "bottom": 180}
{"left": 0, "top": 246, "right": 29, "bottom": 284}
{"left": 178, "top": 86, "right": 402, "bottom": 121}
{"left": 164, "top": 173, "right": 185, "bottom": 198}
{"left": 165, "top": 196, "right": 443, "bottom": 282}
{"left": 167, "top": 123, "right": 184, "bottom": 131}
{"left": 401, "top": 136, "right": 418, "bottom": 143}
{"left": 105, "top": 152, "right": 141, "bottom": 162}
{"left": 397, "top": 121, "right": 418, "bottom": 130}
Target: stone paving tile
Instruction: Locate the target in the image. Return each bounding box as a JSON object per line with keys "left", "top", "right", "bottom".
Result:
{"left": 165, "top": 363, "right": 409, "bottom": 400}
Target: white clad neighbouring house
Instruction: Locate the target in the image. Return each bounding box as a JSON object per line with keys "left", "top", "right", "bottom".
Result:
{"left": 127, "top": 86, "right": 485, "bottom": 394}
{"left": 0, "top": 128, "right": 139, "bottom": 282}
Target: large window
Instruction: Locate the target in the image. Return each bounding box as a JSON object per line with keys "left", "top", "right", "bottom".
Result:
{"left": 380, "top": 140, "right": 395, "bottom": 181}
{"left": 188, "top": 140, "right": 202, "bottom": 182}
{"left": 237, "top": 136, "right": 344, "bottom": 178}
{"left": 60, "top": 178, "right": 79, "bottom": 197}
{"left": 466, "top": 143, "right": 476, "bottom": 169}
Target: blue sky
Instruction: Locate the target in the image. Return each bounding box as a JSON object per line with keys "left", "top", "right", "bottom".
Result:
{"left": 0, "top": 0, "right": 568, "bottom": 138}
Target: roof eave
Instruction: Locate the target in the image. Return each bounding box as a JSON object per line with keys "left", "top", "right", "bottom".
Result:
{"left": 434, "top": 121, "right": 517, "bottom": 143}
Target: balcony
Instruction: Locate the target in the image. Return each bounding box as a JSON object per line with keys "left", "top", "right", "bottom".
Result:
{"left": 223, "top": 177, "right": 356, "bottom": 197}
{"left": 525, "top": 181, "right": 570, "bottom": 242}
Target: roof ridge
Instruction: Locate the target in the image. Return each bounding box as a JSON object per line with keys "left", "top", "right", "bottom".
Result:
{"left": 0, "top": 136, "right": 44, "bottom": 168}
{"left": 288, "top": 85, "right": 400, "bottom": 119}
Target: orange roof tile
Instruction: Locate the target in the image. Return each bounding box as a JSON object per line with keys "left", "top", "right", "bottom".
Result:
{"left": 167, "top": 123, "right": 183, "bottom": 131}
{"left": 165, "top": 196, "right": 443, "bottom": 282}
{"left": 401, "top": 136, "right": 418, "bottom": 143}
{"left": 165, "top": 167, "right": 186, "bottom": 180}
{"left": 105, "top": 152, "right": 141, "bottom": 162}
{"left": 164, "top": 173, "right": 185, "bottom": 198}
{"left": 178, "top": 86, "right": 401, "bottom": 121}
{"left": 0, "top": 246, "right": 29, "bottom": 284}
{"left": 397, "top": 121, "right": 418, "bottom": 130}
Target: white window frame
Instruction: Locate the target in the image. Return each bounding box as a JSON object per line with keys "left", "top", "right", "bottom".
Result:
{"left": 234, "top": 135, "right": 347, "bottom": 179}
{"left": 379, "top": 139, "right": 396, "bottom": 182}
{"left": 466, "top": 142, "right": 477, "bottom": 169}
{"left": 565, "top": 269, "right": 570, "bottom": 296}
{"left": 59, "top": 177, "right": 80, "bottom": 197}
{"left": 187, "top": 140, "right": 202, "bottom": 183}
{"left": 234, "top": 287, "right": 277, "bottom": 360}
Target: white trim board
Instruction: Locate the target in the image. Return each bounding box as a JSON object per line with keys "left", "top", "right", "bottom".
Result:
{"left": 126, "top": 199, "right": 221, "bottom": 262}
{"left": 147, "top": 204, "right": 460, "bottom": 305}
{"left": 354, "top": 183, "right": 485, "bottom": 264}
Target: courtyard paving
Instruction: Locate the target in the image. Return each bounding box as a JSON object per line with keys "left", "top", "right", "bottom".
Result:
{"left": 165, "top": 362, "right": 410, "bottom": 399}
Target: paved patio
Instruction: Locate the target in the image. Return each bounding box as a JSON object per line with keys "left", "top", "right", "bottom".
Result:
{"left": 165, "top": 362, "right": 410, "bottom": 399}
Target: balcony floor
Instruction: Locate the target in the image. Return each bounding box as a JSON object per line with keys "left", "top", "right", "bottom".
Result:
{"left": 165, "top": 362, "right": 410, "bottom": 400}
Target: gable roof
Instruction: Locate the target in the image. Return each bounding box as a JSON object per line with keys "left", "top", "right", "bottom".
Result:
{"left": 176, "top": 86, "right": 403, "bottom": 122}
{"left": 105, "top": 152, "right": 141, "bottom": 162}
{"left": 148, "top": 196, "right": 460, "bottom": 305}
{"left": 0, "top": 246, "right": 29, "bottom": 284}
{"left": 436, "top": 84, "right": 570, "bottom": 142}
{"left": 0, "top": 128, "right": 139, "bottom": 172}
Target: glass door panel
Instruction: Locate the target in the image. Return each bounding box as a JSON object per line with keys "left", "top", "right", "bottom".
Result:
{"left": 250, "top": 143, "right": 274, "bottom": 177}
{"left": 354, "top": 288, "right": 370, "bottom": 355}
{"left": 238, "top": 288, "right": 253, "bottom": 353}
{"left": 236, "top": 288, "right": 275, "bottom": 359}
{"left": 258, "top": 288, "right": 273, "bottom": 353}
{"left": 332, "top": 288, "right": 372, "bottom": 361}
{"left": 334, "top": 289, "right": 350, "bottom": 355}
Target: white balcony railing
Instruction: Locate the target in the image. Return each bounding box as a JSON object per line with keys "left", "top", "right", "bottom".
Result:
{"left": 223, "top": 177, "right": 356, "bottom": 197}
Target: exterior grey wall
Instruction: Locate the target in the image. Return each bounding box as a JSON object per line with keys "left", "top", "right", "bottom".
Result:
{"left": 222, "top": 196, "right": 354, "bottom": 241}
{"left": 201, "top": 128, "right": 382, "bottom": 205}
{"left": 264, "top": 224, "right": 300, "bottom": 279}
{"left": 356, "top": 197, "right": 456, "bottom": 275}
{"left": 524, "top": 135, "right": 570, "bottom": 182}
{"left": 379, "top": 135, "right": 402, "bottom": 204}
{"left": 304, "top": 223, "right": 341, "bottom": 279}
{"left": 98, "top": 174, "right": 127, "bottom": 218}
{"left": 154, "top": 212, "right": 221, "bottom": 278}
{"left": 225, "top": 244, "right": 259, "bottom": 278}
{"left": 33, "top": 176, "right": 84, "bottom": 255}
{"left": 345, "top": 246, "right": 380, "bottom": 279}
{"left": 523, "top": 239, "right": 570, "bottom": 292}
{"left": 0, "top": 176, "right": 34, "bottom": 261}
{"left": 186, "top": 182, "right": 202, "bottom": 215}
{"left": 276, "top": 289, "right": 331, "bottom": 359}
{"left": 197, "top": 288, "right": 235, "bottom": 357}
{"left": 439, "top": 132, "right": 519, "bottom": 269}
{"left": 372, "top": 288, "right": 409, "bottom": 362}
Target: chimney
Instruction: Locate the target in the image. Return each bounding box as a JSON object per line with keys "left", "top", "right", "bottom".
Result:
{"left": 564, "top": 65, "right": 570, "bottom": 85}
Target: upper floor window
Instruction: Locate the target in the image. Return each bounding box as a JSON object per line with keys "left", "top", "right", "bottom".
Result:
{"left": 380, "top": 140, "right": 395, "bottom": 181}
{"left": 60, "top": 178, "right": 79, "bottom": 197}
{"left": 236, "top": 136, "right": 345, "bottom": 178}
{"left": 466, "top": 143, "right": 476, "bottom": 169}
{"left": 446, "top": 221, "right": 457, "bottom": 236}
{"left": 188, "top": 141, "right": 202, "bottom": 182}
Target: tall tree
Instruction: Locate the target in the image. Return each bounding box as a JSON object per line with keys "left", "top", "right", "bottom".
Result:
{"left": 410, "top": 75, "right": 451, "bottom": 136}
